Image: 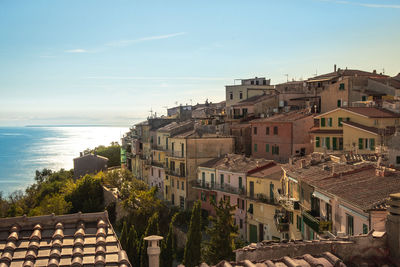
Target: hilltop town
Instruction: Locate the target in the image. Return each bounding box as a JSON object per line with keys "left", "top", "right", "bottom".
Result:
{"left": 1, "top": 66, "right": 400, "bottom": 266}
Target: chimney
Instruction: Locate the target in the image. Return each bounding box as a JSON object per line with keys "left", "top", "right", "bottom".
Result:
{"left": 300, "top": 159, "right": 306, "bottom": 168}
{"left": 144, "top": 235, "right": 163, "bottom": 267}
{"left": 386, "top": 193, "right": 400, "bottom": 259}
{"left": 373, "top": 70, "right": 377, "bottom": 74}
{"left": 80, "top": 152, "right": 83, "bottom": 157}
{"left": 334, "top": 64, "right": 337, "bottom": 72}
{"left": 331, "top": 164, "right": 336, "bottom": 176}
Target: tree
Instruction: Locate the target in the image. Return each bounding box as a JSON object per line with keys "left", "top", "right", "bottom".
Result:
{"left": 161, "top": 212, "right": 178, "bottom": 267}
{"left": 66, "top": 174, "right": 104, "bottom": 213}
{"left": 140, "top": 212, "right": 160, "bottom": 267}
{"left": 183, "top": 201, "right": 202, "bottom": 267}
{"left": 86, "top": 144, "right": 121, "bottom": 167}
{"left": 127, "top": 225, "right": 140, "bottom": 267}
{"left": 120, "top": 221, "right": 129, "bottom": 250}
{"left": 203, "top": 198, "right": 238, "bottom": 265}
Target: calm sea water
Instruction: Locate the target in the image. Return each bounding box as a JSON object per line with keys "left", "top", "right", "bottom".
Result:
{"left": 0, "top": 126, "right": 129, "bottom": 196}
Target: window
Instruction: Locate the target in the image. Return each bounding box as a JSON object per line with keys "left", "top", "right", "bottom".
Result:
{"left": 171, "top": 194, "right": 175, "bottom": 205}
{"left": 326, "top": 203, "right": 332, "bottom": 221}
{"left": 346, "top": 214, "right": 354, "bottom": 236}
{"left": 254, "top": 127, "right": 257, "bottom": 135}
{"left": 272, "top": 145, "right": 279, "bottom": 155}
{"left": 151, "top": 168, "right": 154, "bottom": 176}
{"left": 325, "top": 137, "right": 330, "bottom": 149}
{"left": 266, "top": 144, "right": 269, "bottom": 153}
{"left": 166, "top": 175, "right": 169, "bottom": 180}
{"left": 239, "top": 91, "right": 243, "bottom": 99}
{"left": 321, "top": 118, "right": 326, "bottom": 127}
{"left": 363, "top": 224, "right": 368, "bottom": 234}
{"left": 273, "top": 126, "right": 278, "bottom": 135}
{"left": 328, "top": 118, "right": 332, "bottom": 127}
{"left": 182, "top": 182, "right": 184, "bottom": 190}
{"left": 369, "top": 138, "right": 375, "bottom": 151}
{"left": 338, "top": 118, "right": 343, "bottom": 127}
{"left": 248, "top": 203, "right": 254, "bottom": 214}
{"left": 202, "top": 172, "right": 205, "bottom": 186}
{"left": 171, "top": 179, "right": 174, "bottom": 187}
{"left": 223, "top": 195, "right": 230, "bottom": 203}
{"left": 180, "top": 196, "right": 185, "bottom": 209}
{"left": 210, "top": 194, "right": 216, "bottom": 203}
{"left": 238, "top": 177, "right": 242, "bottom": 189}
{"left": 181, "top": 143, "right": 184, "bottom": 157}
{"left": 397, "top": 156, "right": 400, "bottom": 164}
{"left": 256, "top": 80, "right": 259, "bottom": 85}
{"left": 254, "top": 144, "right": 258, "bottom": 152}
{"left": 266, "top": 127, "right": 270, "bottom": 135}
{"left": 296, "top": 215, "right": 301, "bottom": 230}
{"left": 358, "top": 138, "right": 364, "bottom": 150}
{"left": 211, "top": 173, "right": 215, "bottom": 187}
{"left": 240, "top": 219, "right": 243, "bottom": 229}
{"left": 172, "top": 142, "right": 174, "bottom": 152}
{"left": 337, "top": 99, "right": 341, "bottom": 107}
{"left": 316, "top": 137, "right": 320, "bottom": 148}
{"left": 229, "top": 92, "right": 233, "bottom": 100}
{"left": 201, "top": 192, "right": 207, "bottom": 201}
{"left": 220, "top": 174, "right": 224, "bottom": 186}
{"left": 339, "top": 83, "right": 345, "bottom": 90}
{"left": 177, "top": 181, "right": 179, "bottom": 189}
{"left": 158, "top": 170, "right": 161, "bottom": 177}
{"left": 333, "top": 137, "right": 337, "bottom": 150}
{"left": 158, "top": 136, "right": 160, "bottom": 145}
{"left": 251, "top": 81, "right": 254, "bottom": 85}
{"left": 166, "top": 138, "right": 168, "bottom": 149}
{"left": 362, "top": 96, "right": 367, "bottom": 101}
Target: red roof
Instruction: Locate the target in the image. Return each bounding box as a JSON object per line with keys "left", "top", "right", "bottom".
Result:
{"left": 342, "top": 107, "right": 400, "bottom": 118}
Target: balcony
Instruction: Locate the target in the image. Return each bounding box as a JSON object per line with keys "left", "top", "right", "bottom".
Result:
{"left": 152, "top": 144, "right": 166, "bottom": 151}
{"left": 274, "top": 212, "right": 290, "bottom": 232}
{"left": 191, "top": 180, "right": 216, "bottom": 190}
{"left": 151, "top": 161, "right": 165, "bottom": 168}
{"left": 247, "top": 193, "right": 277, "bottom": 206}
{"left": 213, "top": 183, "right": 245, "bottom": 195}
{"left": 302, "top": 210, "right": 332, "bottom": 234}
{"left": 166, "top": 168, "right": 185, "bottom": 178}
{"left": 167, "top": 151, "right": 185, "bottom": 158}
{"left": 275, "top": 190, "right": 300, "bottom": 211}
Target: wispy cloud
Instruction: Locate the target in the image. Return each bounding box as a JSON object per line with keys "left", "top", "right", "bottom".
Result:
{"left": 106, "top": 32, "right": 187, "bottom": 47}
{"left": 318, "top": 0, "right": 400, "bottom": 8}
{"left": 65, "top": 49, "right": 89, "bottom": 53}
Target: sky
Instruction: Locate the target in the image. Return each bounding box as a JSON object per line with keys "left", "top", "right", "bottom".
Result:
{"left": 0, "top": 0, "right": 399, "bottom": 126}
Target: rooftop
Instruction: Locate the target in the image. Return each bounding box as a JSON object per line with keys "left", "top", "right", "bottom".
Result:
{"left": 0, "top": 211, "right": 130, "bottom": 267}
{"left": 252, "top": 110, "right": 313, "bottom": 123}
{"left": 307, "top": 69, "right": 387, "bottom": 82}
{"left": 199, "top": 154, "right": 274, "bottom": 173}
{"left": 232, "top": 93, "right": 278, "bottom": 106}
{"left": 157, "top": 120, "right": 194, "bottom": 133}
{"left": 342, "top": 107, "right": 400, "bottom": 118}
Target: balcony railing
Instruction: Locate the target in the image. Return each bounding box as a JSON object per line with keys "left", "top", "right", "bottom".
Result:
{"left": 302, "top": 210, "right": 332, "bottom": 234}
{"left": 167, "top": 151, "right": 185, "bottom": 158}
{"left": 274, "top": 213, "right": 290, "bottom": 232}
{"left": 151, "top": 161, "right": 165, "bottom": 168}
{"left": 247, "top": 193, "right": 277, "bottom": 206}
{"left": 214, "top": 183, "right": 245, "bottom": 195}
{"left": 152, "top": 144, "right": 166, "bottom": 151}
{"left": 191, "top": 180, "right": 216, "bottom": 190}
{"left": 166, "top": 169, "right": 185, "bottom": 177}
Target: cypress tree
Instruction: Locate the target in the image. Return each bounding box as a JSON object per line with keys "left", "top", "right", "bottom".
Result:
{"left": 126, "top": 225, "right": 139, "bottom": 267}
{"left": 183, "top": 201, "right": 202, "bottom": 267}
{"left": 119, "top": 220, "right": 128, "bottom": 249}
{"left": 140, "top": 212, "right": 160, "bottom": 267}
{"left": 161, "top": 212, "right": 178, "bottom": 267}
{"left": 203, "top": 198, "right": 238, "bottom": 265}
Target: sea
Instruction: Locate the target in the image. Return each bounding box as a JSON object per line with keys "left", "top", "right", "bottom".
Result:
{"left": 0, "top": 126, "right": 129, "bottom": 196}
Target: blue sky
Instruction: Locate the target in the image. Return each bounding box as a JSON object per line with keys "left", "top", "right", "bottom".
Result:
{"left": 0, "top": 0, "right": 399, "bottom": 126}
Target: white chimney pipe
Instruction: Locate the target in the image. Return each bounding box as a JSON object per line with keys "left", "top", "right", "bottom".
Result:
{"left": 144, "top": 235, "right": 164, "bottom": 267}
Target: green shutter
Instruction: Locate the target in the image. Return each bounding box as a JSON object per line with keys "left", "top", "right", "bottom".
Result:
{"left": 337, "top": 100, "right": 341, "bottom": 107}
{"left": 321, "top": 118, "right": 326, "bottom": 127}
{"left": 254, "top": 144, "right": 257, "bottom": 152}
{"left": 370, "top": 138, "right": 375, "bottom": 151}
{"left": 359, "top": 138, "right": 364, "bottom": 149}
{"left": 316, "top": 137, "right": 320, "bottom": 148}
{"left": 325, "top": 137, "right": 330, "bottom": 149}
{"left": 338, "top": 118, "right": 343, "bottom": 127}
{"left": 276, "top": 146, "right": 279, "bottom": 155}
{"left": 328, "top": 118, "right": 332, "bottom": 127}
{"left": 333, "top": 137, "right": 337, "bottom": 150}
{"left": 266, "top": 144, "right": 269, "bottom": 152}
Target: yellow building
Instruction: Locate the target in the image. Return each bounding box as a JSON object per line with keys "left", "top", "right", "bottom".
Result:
{"left": 311, "top": 107, "right": 400, "bottom": 154}
{"left": 246, "top": 163, "right": 282, "bottom": 242}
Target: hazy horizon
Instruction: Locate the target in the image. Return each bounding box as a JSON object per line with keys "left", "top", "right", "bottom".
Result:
{"left": 1, "top": 0, "right": 399, "bottom": 126}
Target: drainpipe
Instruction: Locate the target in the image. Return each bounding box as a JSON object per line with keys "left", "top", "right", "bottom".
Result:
{"left": 144, "top": 235, "right": 164, "bottom": 267}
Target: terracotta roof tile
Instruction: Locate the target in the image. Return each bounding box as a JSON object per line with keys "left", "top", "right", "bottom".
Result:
{"left": 0, "top": 212, "right": 131, "bottom": 266}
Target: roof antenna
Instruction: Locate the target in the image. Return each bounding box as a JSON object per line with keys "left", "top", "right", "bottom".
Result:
{"left": 284, "top": 74, "right": 289, "bottom": 82}
{"left": 314, "top": 70, "right": 318, "bottom": 77}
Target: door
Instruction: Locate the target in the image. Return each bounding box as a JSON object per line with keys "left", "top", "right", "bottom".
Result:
{"left": 258, "top": 223, "right": 264, "bottom": 242}
{"left": 249, "top": 224, "right": 258, "bottom": 243}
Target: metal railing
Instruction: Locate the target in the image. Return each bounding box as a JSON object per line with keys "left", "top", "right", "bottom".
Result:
{"left": 275, "top": 190, "right": 299, "bottom": 211}
{"left": 302, "top": 210, "right": 332, "bottom": 234}
{"left": 167, "top": 150, "right": 185, "bottom": 158}
{"left": 247, "top": 193, "right": 277, "bottom": 206}
{"left": 166, "top": 169, "right": 185, "bottom": 177}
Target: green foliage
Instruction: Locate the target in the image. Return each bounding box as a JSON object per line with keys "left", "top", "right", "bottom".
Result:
{"left": 100, "top": 168, "right": 134, "bottom": 189}
{"left": 106, "top": 202, "right": 116, "bottom": 225}
{"left": 183, "top": 201, "right": 202, "bottom": 267}
{"left": 86, "top": 143, "right": 121, "bottom": 167}
{"left": 127, "top": 225, "right": 140, "bottom": 267}
{"left": 140, "top": 212, "right": 160, "bottom": 267}
{"left": 29, "top": 194, "right": 72, "bottom": 216}
{"left": 203, "top": 198, "right": 238, "bottom": 265}
{"left": 161, "top": 212, "right": 178, "bottom": 267}
{"left": 120, "top": 221, "right": 129, "bottom": 250}
{"left": 66, "top": 174, "right": 104, "bottom": 213}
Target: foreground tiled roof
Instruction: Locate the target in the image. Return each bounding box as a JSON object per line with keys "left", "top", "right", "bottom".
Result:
{"left": 199, "top": 154, "right": 274, "bottom": 173}
{"left": 251, "top": 110, "right": 313, "bottom": 123}
{"left": 342, "top": 107, "right": 400, "bottom": 118}
{"left": 0, "top": 212, "right": 130, "bottom": 267}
